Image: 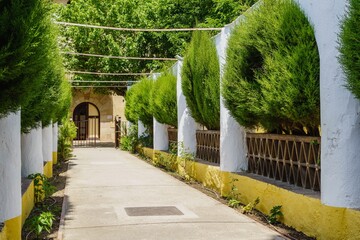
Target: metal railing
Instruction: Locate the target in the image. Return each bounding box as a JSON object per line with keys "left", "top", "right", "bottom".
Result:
{"left": 73, "top": 118, "right": 99, "bottom": 147}
{"left": 196, "top": 130, "right": 220, "bottom": 165}
{"left": 246, "top": 133, "right": 321, "bottom": 191}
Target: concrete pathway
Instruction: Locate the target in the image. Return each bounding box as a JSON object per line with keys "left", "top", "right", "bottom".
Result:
{"left": 61, "top": 148, "right": 286, "bottom": 240}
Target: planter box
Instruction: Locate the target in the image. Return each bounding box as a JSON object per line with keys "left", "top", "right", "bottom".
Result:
{"left": 246, "top": 133, "right": 321, "bottom": 191}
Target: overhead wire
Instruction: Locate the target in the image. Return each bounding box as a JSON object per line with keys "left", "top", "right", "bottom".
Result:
{"left": 55, "top": 21, "right": 222, "bottom": 32}
{"left": 62, "top": 52, "right": 177, "bottom": 61}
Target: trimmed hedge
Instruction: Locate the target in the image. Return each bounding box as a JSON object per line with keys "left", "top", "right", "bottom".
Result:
{"left": 222, "top": 0, "right": 320, "bottom": 135}
{"left": 150, "top": 73, "right": 177, "bottom": 127}
{"left": 339, "top": 0, "right": 360, "bottom": 99}
{"left": 181, "top": 31, "right": 220, "bottom": 130}
{"left": 0, "top": 0, "right": 55, "bottom": 117}
{"left": 20, "top": 1, "right": 69, "bottom": 132}
{"left": 125, "top": 78, "right": 154, "bottom": 127}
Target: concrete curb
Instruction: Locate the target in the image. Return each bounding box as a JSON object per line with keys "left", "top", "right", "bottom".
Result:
{"left": 57, "top": 163, "right": 70, "bottom": 240}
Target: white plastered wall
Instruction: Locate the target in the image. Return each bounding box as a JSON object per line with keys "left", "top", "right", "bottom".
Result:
{"left": 215, "top": 21, "right": 248, "bottom": 172}
{"left": 152, "top": 73, "right": 169, "bottom": 151}
{"left": 0, "top": 111, "right": 21, "bottom": 222}
{"left": 52, "top": 122, "right": 58, "bottom": 154}
{"left": 42, "top": 121, "right": 53, "bottom": 162}
{"left": 296, "top": 0, "right": 360, "bottom": 208}
{"left": 138, "top": 120, "right": 147, "bottom": 138}
{"left": 21, "top": 123, "right": 44, "bottom": 177}
{"left": 176, "top": 60, "right": 197, "bottom": 156}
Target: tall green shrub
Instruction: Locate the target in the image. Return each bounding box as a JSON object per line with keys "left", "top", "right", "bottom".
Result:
{"left": 339, "top": 0, "right": 360, "bottom": 99}
{"left": 125, "top": 78, "right": 154, "bottom": 127}
{"left": 222, "top": 0, "right": 320, "bottom": 135}
{"left": 181, "top": 31, "right": 220, "bottom": 130}
{"left": 150, "top": 73, "right": 177, "bottom": 127}
{"left": 0, "top": 0, "right": 56, "bottom": 117}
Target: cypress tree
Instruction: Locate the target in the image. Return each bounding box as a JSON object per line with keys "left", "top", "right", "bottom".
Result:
{"left": 0, "top": 0, "right": 54, "bottom": 117}
{"left": 150, "top": 72, "right": 177, "bottom": 128}
{"left": 339, "top": 0, "right": 360, "bottom": 100}
{"left": 222, "top": 0, "right": 320, "bottom": 135}
{"left": 181, "top": 31, "right": 220, "bottom": 130}
{"left": 125, "top": 78, "right": 154, "bottom": 127}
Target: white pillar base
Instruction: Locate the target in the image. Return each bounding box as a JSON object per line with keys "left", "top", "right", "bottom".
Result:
{"left": 21, "top": 124, "right": 44, "bottom": 177}
{"left": 42, "top": 122, "right": 53, "bottom": 162}
{"left": 0, "top": 111, "right": 21, "bottom": 222}
{"left": 153, "top": 118, "right": 169, "bottom": 151}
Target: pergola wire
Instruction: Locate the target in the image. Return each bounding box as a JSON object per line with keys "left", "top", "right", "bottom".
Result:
{"left": 67, "top": 70, "right": 153, "bottom": 76}
{"left": 55, "top": 21, "right": 222, "bottom": 32}
{"left": 70, "top": 80, "right": 139, "bottom": 83}
{"left": 62, "top": 52, "right": 177, "bottom": 61}
{"left": 71, "top": 86, "right": 128, "bottom": 88}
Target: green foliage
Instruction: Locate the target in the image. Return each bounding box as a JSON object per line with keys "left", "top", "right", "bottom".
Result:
{"left": 26, "top": 211, "right": 55, "bottom": 236}
{"left": 125, "top": 78, "right": 154, "bottom": 127}
{"left": 58, "top": 119, "right": 77, "bottom": 161}
{"left": 227, "top": 178, "right": 241, "bottom": 208}
{"left": 28, "top": 174, "right": 56, "bottom": 203}
{"left": 150, "top": 72, "right": 177, "bottom": 127}
{"left": 241, "top": 197, "right": 260, "bottom": 214}
{"left": 222, "top": 0, "right": 320, "bottom": 135}
{"left": 56, "top": 0, "right": 256, "bottom": 94}
{"left": 120, "top": 124, "right": 138, "bottom": 153}
{"left": 0, "top": 0, "right": 54, "bottom": 117}
{"left": 268, "top": 205, "right": 283, "bottom": 224}
{"left": 339, "top": 0, "right": 360, "bottom": 100}
{"left": 182, "top": 31, "right": 220, "bottom": 130}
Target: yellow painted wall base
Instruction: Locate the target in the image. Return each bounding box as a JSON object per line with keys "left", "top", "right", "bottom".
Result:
{"left": 52, "top": 152, "right": 58, "bottom": 165}
{"left": 0, "top": 216, "right": 21, "bottom": 240}
{"left": 43, "top": 161, "right": 53, "bottom": 178}
{"left": 21, "top": 180, "right": 34, "bottom": 226}
{"left": 143, "top": 147, "right": 360, "bottom": 240}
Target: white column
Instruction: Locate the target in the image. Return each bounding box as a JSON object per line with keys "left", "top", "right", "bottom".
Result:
{"left": 42, "top": 121, "right": 53, "bottom": 162}
{"left": 52, "top": 122, "right": 58, "bottom": 163}
{"left": 52, "top": 122, "right": 58, "bottom": 153}
{"left": 154, "top": 119, "right": 169, "bottom": 151}
{"left": 298, "top": 0, "right": 360, "bottom": 208}
{"left": 21, "top": 124, "right": 44, "bottom": 177}
{"left": 176, "top": 60, "right": 197, "bottom": 156}
{"left": 138, "top": 120, "right": 147, "bottom": 138}
{"left": 0, "top": 111, "right": 21, "bottom": 222}
{"left": 216, "top": 25, "right": 248, "bottom": 172}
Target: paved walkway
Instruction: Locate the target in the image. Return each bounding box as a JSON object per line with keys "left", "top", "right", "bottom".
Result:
{"left": 61, "top": 148, "right": 285, "bottom": 240}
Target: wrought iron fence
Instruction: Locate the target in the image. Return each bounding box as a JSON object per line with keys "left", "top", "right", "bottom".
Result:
{"left": 168, "top": 128, "right": 178, "bottom": 147}
{"left": 73, "top": 118, "right": 99, "bottom": 147}
{"left": 196, "top": 130, "right": 220, "bottom": 165}
{"left": 246, "top": 133, "right": 321, "bottom": 191}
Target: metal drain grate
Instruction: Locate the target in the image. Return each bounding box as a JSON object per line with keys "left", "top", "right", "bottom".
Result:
{"left": 125, "top": 206, "right": 184, "bottom": 216}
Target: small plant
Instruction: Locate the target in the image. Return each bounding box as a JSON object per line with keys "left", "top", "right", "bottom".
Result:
{"left": 120, "top": 125, "right": 138, "bottom": 153}
{"left": 227, "top": 178, "right": 241, "bottom": 208}
{"left": 58, "top": 118, "right": 77, "bottom": 161}
{"left": 241, "top": 197, "right": 260, "bottom": 214}
{"left": 28, "top": 174, "right": 56, "bottom": 203}
{"left": 268, "top": 205, "right": 283, "bottom": 224}
{"left": 27, "top": 211, "right": 55, "bottom": 236}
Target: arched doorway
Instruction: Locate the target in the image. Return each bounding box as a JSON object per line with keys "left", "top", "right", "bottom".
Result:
{"left": 73, "top": 102, "right": 100, "bottom": 143}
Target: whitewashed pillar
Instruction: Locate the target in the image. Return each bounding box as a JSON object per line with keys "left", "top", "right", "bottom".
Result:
{"left": 21, "top": 123, "right": 44, "bottom": 177}
{"left": 52, "top": 122, "right": 58, "bottom": 164}
{"left": 42, "top": 121, "right": 53, "bottom": 162}
{"left": 176, "top": 59, "right": 197, "bottom": 156}
{"left": 152, "top": 73, "right": 169, "bottom": 151}
{"left": 216, "top": 25, "right": 248, "bottom": 172}
{"left": 0, "top": 111, "right": 21, "bottom": 222}
{"left": 138, "top": 120, "right": 147, "bottom": 138}
{"left": 298, "top": 0, "right": 360, "bottom": 208}
{"left": 154, "top": 120, "right": 169, "bottom": 151}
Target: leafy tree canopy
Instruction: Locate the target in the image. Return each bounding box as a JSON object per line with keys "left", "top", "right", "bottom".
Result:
{"left": 56, "top": 0, "right": 257, "bottom": 95}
